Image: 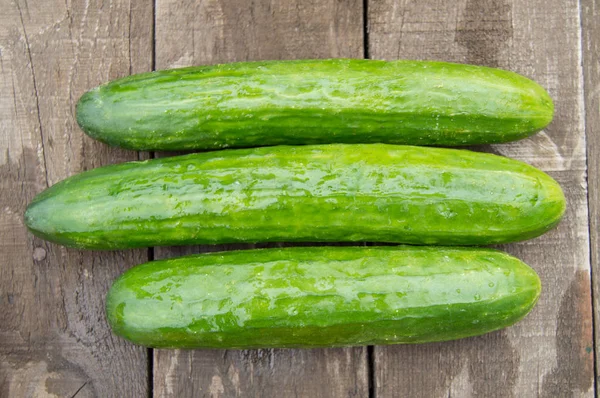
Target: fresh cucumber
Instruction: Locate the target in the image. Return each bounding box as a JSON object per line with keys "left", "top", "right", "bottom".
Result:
{"left": 106, "top": 246, "right": 541, "bottom": 348}
{"left": 24, "top": 144, "right": 565, "bottom": 249}
{"left": 76, "top": 59, "right": 553, "bottom": 150}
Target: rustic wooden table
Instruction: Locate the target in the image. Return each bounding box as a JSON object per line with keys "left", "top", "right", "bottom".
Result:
{"left": 1, "top": 0, "right": 598, "bottom": 397}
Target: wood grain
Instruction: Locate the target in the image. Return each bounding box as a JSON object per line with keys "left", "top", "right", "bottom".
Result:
{"left": 152, "top": 0, "right": 367, "bottom": 397}
{"left": 368, "top": 0, "right": 593, "bottom": 396}
{"left": 154, "top": 0, "right": 363, "bottom": 69}
{"left": 0, "top": 0, "right": 152, "bottom": 396}
{"left": 582, "top": 0, "right": 600, "bottom": 389}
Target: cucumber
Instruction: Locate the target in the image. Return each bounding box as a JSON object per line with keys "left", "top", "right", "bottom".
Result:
{"left": 24, "top": 144, "right": 565, "bottom": 249}
{"left": 76, "top": 59, "right": 553, "bottom": 150}
{"left": 105, "top": 246, "right": 541, "bottom": 348}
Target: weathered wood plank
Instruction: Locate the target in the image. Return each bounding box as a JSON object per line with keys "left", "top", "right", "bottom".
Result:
{"left": 368, "top": 0, "right": 593, "bottom": 396}
{"left": 582, "top": 0, "right": 600, "bottom": 389}
{"left": 0, "top": 0, "right": 153, "bottom": 396}
{"left": 154, "top": 0, "right": 363, "bottom": 69}
{"left": 152, "top": 0, "right": 367, "bottom": 397}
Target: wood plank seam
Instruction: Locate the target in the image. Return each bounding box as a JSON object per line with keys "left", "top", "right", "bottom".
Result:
{"left": 581, "top": 0, "right": 600, "bottom": 393}
{"left": 362, "top": 2, "right": 376, "bottom": 397}
{"left": 363, "top": 0, "right": 370, "bottom": 58}
{"left": 368, "top": 345, "right": 375, "bottom": 398}
{"left": 150, "top": 0, "right": 157, "bottom": 396}
{"left": 578, "top": 0, "right": 598, "bottom": 395}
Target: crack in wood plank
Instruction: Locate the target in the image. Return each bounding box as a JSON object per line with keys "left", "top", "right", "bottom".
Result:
{"left": 15, "top": 0, "right": 49, "bottom": 188}
{"left": 68, "top": 380, "right": 89, "bottom": 398}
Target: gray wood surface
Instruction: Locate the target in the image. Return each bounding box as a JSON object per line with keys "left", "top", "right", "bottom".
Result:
{"left": 0, "top": 0, "right": 597, "bottom": 397}
{"left": 369, "top": 0, "right": 594, "bottom": 396}
{"left": 152, "top": 1, "right": 368, "bottom": 397}
{"left": 0, "top": 0, "right": 153, "bottom": 396}
{"left": 582, "top": 0, "right": 600, "bottom": 389}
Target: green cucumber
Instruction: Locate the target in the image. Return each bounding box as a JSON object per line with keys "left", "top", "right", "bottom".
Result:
{"left": 24, "top": 144, "right": 565, "bottom": 249}
{"left": 106, "top": 246, "right": 541, "bottom": 348}
{"left": 76, "top": 59, "right": 553, "bottom": 150}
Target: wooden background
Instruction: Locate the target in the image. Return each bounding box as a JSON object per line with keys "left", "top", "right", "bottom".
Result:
{"left": 0, "top": 0, "right": 597, "bottom": 396}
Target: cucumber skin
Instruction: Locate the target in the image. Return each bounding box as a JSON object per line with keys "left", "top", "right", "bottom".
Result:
{"left": 76, "top": 59, "right": 553, "bottom": 150}
{"left": 24, "top": 144, "right": 566, "bottom": 250}
{"left": 105, "top": 246, "right": 541, "bottom": 349}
